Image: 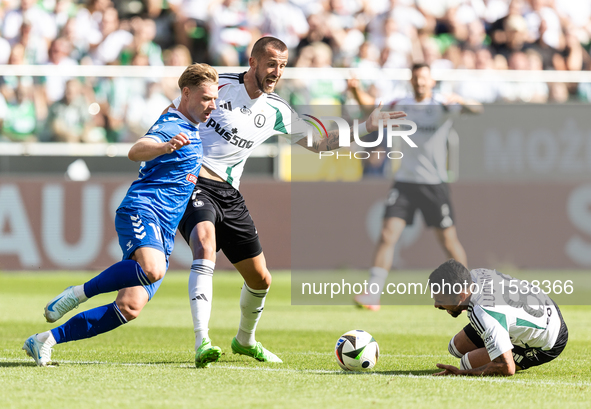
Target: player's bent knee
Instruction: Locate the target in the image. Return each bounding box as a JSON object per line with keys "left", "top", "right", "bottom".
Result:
{"left": 253, "top": 274, "right": 271, "bottom": 290}
{"left": 117, "top": 300, "right": 145, "bottom": 321}
{"left": 144, "top": 269, "right": 166, "bottom": 283}
{"left": 448, "top": 335, "right": 464, "bottom": 358}
{"left": 247, "top": 269, "right": 271, "bottom": 290}
{"left": 263, "top": 271, "right": 272, "bottom": 288}
{"left": 197, "top": 243, "right": 216, "bottom": 261}
{"left": 380, "top": 225, "right": 402, "bottom": 247}
{"left": 379, "top": 229, "right": 395, "bottom": 246}
{"left": 141, "top": 263, "right": 166, "bottom": 283}
{"left": 119, "top": 307, "right": 141, "bottom": 321}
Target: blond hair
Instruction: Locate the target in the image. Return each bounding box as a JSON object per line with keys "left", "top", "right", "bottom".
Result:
{"left": 178, "top": 63, "right": 218, "bottom": 90}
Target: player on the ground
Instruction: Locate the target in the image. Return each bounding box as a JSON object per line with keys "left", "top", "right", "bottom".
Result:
{"left": 22, "top": 63, "right": 218, "bottom": 366}
{"left": 165, "top": 36, "right": 406, "bottom": 367}
{"left": 349, "top": 63, "right": 481, "bottom": 311}
{"left": 429, "top": 259, "right": 568, "bottom": 376}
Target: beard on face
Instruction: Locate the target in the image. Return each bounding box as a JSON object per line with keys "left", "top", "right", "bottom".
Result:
{"left": 255, "top": 69, "right": 278, "bottom": 94}
{"left": 414, "top": 86, "right": 427, "bottom": 99}
{"left": 439, "top": 306, "right": 462, "bottom": 318}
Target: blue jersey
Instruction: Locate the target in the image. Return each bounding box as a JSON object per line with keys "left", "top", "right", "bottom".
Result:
{"left": 118, "top": 109, "right": 203, "bottom": 235}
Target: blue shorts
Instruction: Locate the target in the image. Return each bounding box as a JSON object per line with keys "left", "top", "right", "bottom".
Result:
{"left": 115, "top": 208, "right": 175, "bottom": 300}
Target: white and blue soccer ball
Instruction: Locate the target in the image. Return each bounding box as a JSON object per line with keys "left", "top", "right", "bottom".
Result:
{"left": 335, "top": 330, "right": 379, "bottom": 371}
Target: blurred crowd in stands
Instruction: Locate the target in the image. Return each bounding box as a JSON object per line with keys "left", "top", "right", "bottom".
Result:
{"left": 0, "top": 0, "right": 590, "bottom": 142}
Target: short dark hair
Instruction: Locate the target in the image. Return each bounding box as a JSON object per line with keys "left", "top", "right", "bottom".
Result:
{"left": 429, "top": 259, "right": 471, "bottom": 295}
{"left": 251, "top": 36, "right": 288, "bottom": 60}
{"left": 411, "top": 62, "right": 430, "bottom": 73}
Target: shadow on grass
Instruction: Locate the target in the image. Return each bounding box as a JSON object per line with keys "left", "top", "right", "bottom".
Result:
{"left": 65, "top": 361, "right": 185, "bottom": 366}
{"left": 182, "top": 361, "right": 441, "bottom": 376}
{"left": 1, "top": 361, "right": 188, "bottom": 367}
{"left": 0, "top": 362, "right": 37, "bottom": 367}
{"left": 346, "top": 369, "right": 439, "bottom": 376}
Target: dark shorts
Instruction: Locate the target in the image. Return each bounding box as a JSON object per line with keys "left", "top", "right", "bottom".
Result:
{"left": 463, "top": 304, "right": 568, "bottom": 370}
{"left": 384, "top": 181, "right": 454, "bottom": 228}
{"left": 178, "top": 177, "right": 262, "bottom": 264}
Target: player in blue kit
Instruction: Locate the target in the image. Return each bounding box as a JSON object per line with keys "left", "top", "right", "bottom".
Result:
{"left": 22, "top": 63, "right": 218, "bottom": 366}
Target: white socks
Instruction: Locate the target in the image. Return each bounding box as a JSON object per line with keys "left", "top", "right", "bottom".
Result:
{"left": 448, "top": 335, "right": 464, "bottom": 358}
{"left": 37, "top": 331, "right": 57, "bottom": 347}
{"left": 460, "top": 353, "right": 472, "bottom": 370}
{"left": 368, "top": 267, "right": 389, "bottom": 299}
{"left": 73, "top": 285, "right": 88, "bottom": 303}
{"left": 236, "top": 282, "right": 268, "bottom": 347}
{"left": 188, "top": 260, "right": 269, "bottom": 349}
{"left": 188, "top": 259, "right": 215, "bottom": 351}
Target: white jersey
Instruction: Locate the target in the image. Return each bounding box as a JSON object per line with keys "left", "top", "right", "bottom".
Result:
{"left": 467, "top": 268, "right": 562, "bottom": 361}
{"left": 383, "top": 94, "right": 460, "bottom": 185}
{"left": 174, "top": 72, "right": 307, "bottom": 189}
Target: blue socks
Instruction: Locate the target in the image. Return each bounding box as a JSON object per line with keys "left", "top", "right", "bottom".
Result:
{"left": 49, "top": 260, "right": 151, "bottom": 344}
{"left": 51, "top": 302, "right": 127, "bottom": 344}
{"left": 83, "top": 260, "right": 151, "bottom": 298}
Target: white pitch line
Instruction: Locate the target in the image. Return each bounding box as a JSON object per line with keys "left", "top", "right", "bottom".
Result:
{"left": 3, "top": 357, "right": 590, "bottom": 388}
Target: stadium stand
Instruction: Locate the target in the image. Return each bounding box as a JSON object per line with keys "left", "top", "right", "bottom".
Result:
{"left": 0, "top": 0, "right": 590, "bottom": 145}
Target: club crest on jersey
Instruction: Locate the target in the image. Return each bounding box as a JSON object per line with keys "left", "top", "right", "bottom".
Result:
{"left": 240, "top": 105, "right": 252, "bottom": 115}
{"left": 254, "top": 114, "right": 265, "bottom": 128}
{"left": 186, "top": 174, "right": 197, "bottom": 184}
{"left": 193, "top": 199, "right": 204, "bottom": 207}
{"left": 205, "top": 118, "right": 254, "bottom": 149}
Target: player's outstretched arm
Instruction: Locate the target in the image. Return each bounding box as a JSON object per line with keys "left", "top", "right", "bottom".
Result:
{"left": 433, "top": 350, "right": 516, "bottom": 377}
{"left": 296, "top": 104, "right": 406, "bottom": 153}
{"left": 128, "top": 133, "right": 191, "bottom": 162}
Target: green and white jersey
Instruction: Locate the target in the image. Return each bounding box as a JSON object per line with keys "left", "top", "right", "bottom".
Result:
{"left": 467, "top": 268, "right": 561, "bottom": 361}
{"left": 174, "top": 72, "right": 307, "bottom": 189}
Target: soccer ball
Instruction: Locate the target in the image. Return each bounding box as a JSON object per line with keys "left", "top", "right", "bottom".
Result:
{"left": 335, "top": 330, "right": 379, "bottom": 371}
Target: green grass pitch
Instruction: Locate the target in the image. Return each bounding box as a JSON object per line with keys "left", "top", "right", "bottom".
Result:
{"left": 1, "top": 271, "right": 590, "bottom": 409}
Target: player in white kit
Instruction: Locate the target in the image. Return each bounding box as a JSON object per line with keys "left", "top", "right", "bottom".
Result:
{"left": 350, "top": 63, "right": 481, "bottom": 310}
{"left": 172, "top": 37, "right": 407, "bottom": 367}
{"left": 430, "top": 259, "right": 568, "bottom": 376}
